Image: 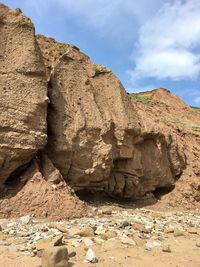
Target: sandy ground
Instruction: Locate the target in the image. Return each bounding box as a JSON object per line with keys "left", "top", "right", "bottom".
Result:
{"left": 0, "top": 202, "right": 199, "bottom": 267}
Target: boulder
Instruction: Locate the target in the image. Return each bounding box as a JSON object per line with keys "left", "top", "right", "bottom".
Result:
{"left": 42, "top": 246, "right": 69, "bottom": 267}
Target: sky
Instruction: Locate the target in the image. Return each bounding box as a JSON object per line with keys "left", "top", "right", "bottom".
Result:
{"left": 2, "top": 0, "right": 200, "bottom": 106}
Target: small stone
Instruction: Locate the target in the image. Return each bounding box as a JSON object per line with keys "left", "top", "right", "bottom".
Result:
{"left": 157, "top": 236, "right": 165, "bottom": 241}
{"left": 196, "top": 243, "right": 200, "bottom": 248}
{"left": 47, "top": 223, "right": 68, "bottom": 233}
{"left": 95, "top": 226, "right": 106, "bottom": 235}
{"left": 162, "top": 244, "right": 171, "bottom": 253}
{"left": 187, "top": 228, "right": 197, "bottom": 234}
{"left": 78, "top": 226, "right": 94, "bottom": 237}
{"left": 53, "top": 235, "right": 64, "bottom": 246}
{"left": 19, "top": 215, "right": 31, "bottom": 225}
{"left": 9, "top": 230, "right": 16, "bottom": 235}
{"left": 83, "top": 237, "right": 94, "bottom": 247}
{"left": 101, "top": 231, "right": 117, "bottom": 240}
{"left": 121, "top": 221, "right": 130, "bottom": 228}
{"left": 41, "top": 226, "right": 49, "bottom": 232}
{"left": 33, "top": 234, "right": 43, "bottom": 242}
{"left": 164, "top": 227, "right": 174, "bottom": 234}
{"left": 144, "top": 241, "right": 161, "bottom": 251}
{"left": 85, "top": 248, "right": 98, "bottom": 263}
{"left": 121, "top": 236, "right": 136, "bottom": 246}
{"left": 68, "top": 251, "right": 76, "bottom": 258}
{"left": 133, "top": 222, "right": 150, "bottom": 233}
{"left": 42, "top": 246, "right": 69, "bottom": 267}
{"left": 174, "top": 229, "right": 184, "bottom": 237}
{"left": 102, "top": 208, "right": 112, "bottom": 215}
{"left": 145, "top": 242, "right": 154, "bottom": 251}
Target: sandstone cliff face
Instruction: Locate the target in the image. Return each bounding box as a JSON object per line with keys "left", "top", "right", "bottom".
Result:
{"left": 37, "top": 37, "right": 186, "bottom": 199}
{"left": 0, "top": 4, "right": 47, "bottom": 188}
{"left": 0, "top": 4, "right": 197, "bottom": 217}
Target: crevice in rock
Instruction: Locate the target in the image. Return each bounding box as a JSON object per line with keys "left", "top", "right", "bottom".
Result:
{"left": 4, "top": 162, "right": 30, "bottom": 187}
{"left": 153, "top": 185, "right": 175, "bottom": 200}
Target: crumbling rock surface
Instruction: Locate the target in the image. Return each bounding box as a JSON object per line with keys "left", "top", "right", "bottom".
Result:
{"left": 0, "top": 4, "right": 47, "bottom": 188}
{"left": 37, "top": 37, "right": 186, "bottom": 199}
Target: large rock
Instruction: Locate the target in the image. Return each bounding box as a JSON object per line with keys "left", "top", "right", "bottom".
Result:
{"left": 42, "top": 246, "right": 69, "bottom": 267}
{"left": 0, "top": 4, "right": 47, "bottom": 187}
{"left": 37, "top": 37, "right": 186, "bottom": 199}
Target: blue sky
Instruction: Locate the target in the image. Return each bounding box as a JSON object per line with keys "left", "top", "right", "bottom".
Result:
{"left": 2, "top": 0, "right": 200, "bottom": 106}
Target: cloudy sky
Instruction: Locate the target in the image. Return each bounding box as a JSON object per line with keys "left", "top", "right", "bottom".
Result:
{"left": 3, "top": 0, "right": 200, "bottom": 106}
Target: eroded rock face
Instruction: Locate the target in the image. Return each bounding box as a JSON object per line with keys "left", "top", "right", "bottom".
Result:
{"left": 0, "top": 4, "right": 187, "bottom": 204}
{"left": 46, "top": 53, "right": 141, "bottom": 196}
{"left": 0, "top": 4, "right": 47, "bottom": 187}
{"left": 37, "top": 36, "right": 186, "bottom": 198}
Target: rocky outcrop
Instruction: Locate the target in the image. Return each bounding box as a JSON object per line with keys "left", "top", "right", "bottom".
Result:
{"left": 37, "top": 37, "right": 186, "bottom": 199}
{"left": 0, "top": 4, "right": 47, "bottom": 188}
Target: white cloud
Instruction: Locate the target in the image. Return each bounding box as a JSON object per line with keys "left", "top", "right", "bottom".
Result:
{"left": 194, "top": 96, "right": 200, "bottom": 104}
{"left": 24, "top": 0, "right": 166, "bottom": 40}
{"left": 130, "top": 0, "right": 200, "bottom": 81}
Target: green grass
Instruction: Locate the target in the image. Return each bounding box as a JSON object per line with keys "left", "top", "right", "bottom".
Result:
{"left": 131, "top": 95, "right": 153, "bottom": 104}
{"left": 94, "top": 67, "right": 101, "bottom": 76}
{"left": 191, "top": 106, "right": 200, "bottom": 110}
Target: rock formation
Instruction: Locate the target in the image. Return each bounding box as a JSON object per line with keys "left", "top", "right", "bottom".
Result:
{"left": 37, "top": 37, "right": 186, "bottom": 199}
{"left": 0, "top": 4, "right": 47, "bottom": 188}
{"left": 0, "top": 3, "right": 199, "bottom": 218}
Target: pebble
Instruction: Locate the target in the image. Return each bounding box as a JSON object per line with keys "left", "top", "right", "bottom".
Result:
{"left": 68, "top": 251, "right": 76, "bottom": 258}
{"left": 133, "top": 222, "right": 150, "bottom": 233}
{"left": 164, "top": 227, "right": 174, "bottom": 233}
{"left": 85, "top": 248, "right": 98, "bottom": 263}
{"left": 187, "top": 228, "right": 198, "bottom": 234}
{"left": 82, "top": 237, "right": 94, "bottom": 247}
{"left": 78, "top": 226, "right": 94, "bottom": 237}
{"left": 174, "top": 229, "right": 185, "bottom": 237}
{"left": 162, "top": 244, "right": 171, "bottom": 253}
{"left": 196, "top": 243, "right": 200, "bottom": 248}
{"left": 145, "top": 241, "right": 162, "bottom": 251}
{"left": 102, "top": 209, "right": 112, "bottom": 215}
{"left": 19, "top": 215, "right": 31, "bottom": 225}
{"left": 0, "top": 207, "right": 199, "bottom": 264}
{"left": 121, "top": 221, "right": 130, "bottom": 228}
{"left": 47, "top": 223, "right": 68, "bottom": 233}
{"left": 101, "top": 231, "right": 117, "bottom": 240}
